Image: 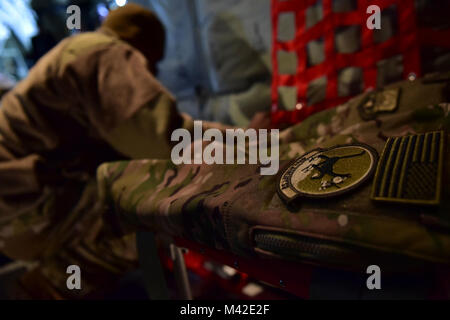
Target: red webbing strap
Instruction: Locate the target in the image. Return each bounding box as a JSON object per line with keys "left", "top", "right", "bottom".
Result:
{"left": 271, "top": 0, "right": 446, "bottom": 126}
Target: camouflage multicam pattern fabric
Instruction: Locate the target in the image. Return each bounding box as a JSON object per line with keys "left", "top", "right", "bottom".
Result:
{"left": 0, "top": 179, "right": 138, "bottom": 299}
{"left": 98, "top": 73, "right": 450, "bottom": 269}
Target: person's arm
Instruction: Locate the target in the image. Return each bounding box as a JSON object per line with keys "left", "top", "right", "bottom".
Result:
{"left": 65, "top": 41, "right": 192, "bottom": 159}
{"left": 102, "top": 90, "right": 193, "bottom": 159}
{"left": 80, "top": 42, "right": 239, "bottom": 159}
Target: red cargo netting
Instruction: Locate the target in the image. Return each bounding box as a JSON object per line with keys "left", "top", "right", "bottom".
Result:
{"left": 270, "top": 0, "right": 450, "bottom": 126}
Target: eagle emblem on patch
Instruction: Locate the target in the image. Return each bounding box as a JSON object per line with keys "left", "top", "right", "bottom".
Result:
{"left": 277, "top": 144, "right": 378, "bottom": 202}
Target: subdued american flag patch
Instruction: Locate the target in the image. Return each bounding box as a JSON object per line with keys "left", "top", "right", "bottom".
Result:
{"left": 371, "top": 131, "right": 445, "bottom": 205}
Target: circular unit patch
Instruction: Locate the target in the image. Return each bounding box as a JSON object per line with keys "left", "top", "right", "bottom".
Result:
{"left": 278, "top": 144, "right": 378, "bottom": 202}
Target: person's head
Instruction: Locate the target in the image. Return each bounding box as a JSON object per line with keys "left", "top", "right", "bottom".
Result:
{"left": 101, "top": 3, "right": 165, "bottom": 74}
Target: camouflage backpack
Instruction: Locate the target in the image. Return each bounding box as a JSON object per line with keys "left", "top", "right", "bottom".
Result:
{"left": 98, "top": 72, "right": 450, "bottom": 273}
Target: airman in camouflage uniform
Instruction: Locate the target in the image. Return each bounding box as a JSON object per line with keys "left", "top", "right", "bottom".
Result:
{"left": 0, "top": 4, "right": 232, "bottom": 298}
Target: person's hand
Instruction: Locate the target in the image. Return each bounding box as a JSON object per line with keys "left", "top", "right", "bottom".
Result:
{"left": 247, "top": 111, "right": 272, "bottom": 130}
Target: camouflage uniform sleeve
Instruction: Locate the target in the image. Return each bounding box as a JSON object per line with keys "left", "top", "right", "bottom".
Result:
{"left": 63, "top": 40, "right": 165, "bottom": 132}
{"left": 100, "top": 90, "right": 188, "bottom": 159}
{"left": 78, "top": 41, "right": 234, "bottom": 160}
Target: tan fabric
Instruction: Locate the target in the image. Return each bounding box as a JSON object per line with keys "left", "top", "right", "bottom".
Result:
{"left": 103, "top": 91, "right": 186, "bottom": 159}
